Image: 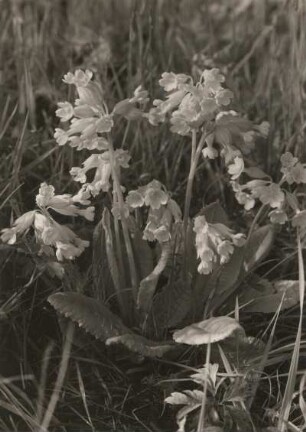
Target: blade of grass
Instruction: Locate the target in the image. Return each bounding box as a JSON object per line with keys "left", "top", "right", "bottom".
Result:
{"left": 278, "top": 228, "right": 305, "bottom": 431}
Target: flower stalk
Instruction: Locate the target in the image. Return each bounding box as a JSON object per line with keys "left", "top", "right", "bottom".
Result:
{"left": 107, "top": 135, "right": 139, "bottom": 300}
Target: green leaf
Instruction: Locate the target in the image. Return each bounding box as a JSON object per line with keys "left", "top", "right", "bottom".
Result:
{"left": 244, "top": 225, "right": 274, "bottom": 272}
{"left": 137, "top": 241, "right": 171, "bottom": 313}
{"left": 151, "top": 277, "right": 192, "bottom": 329}
{"left": 173, "top": 316, "right": 244, "bottom": 345}
{"left": 165, "top": 390, "right": 204, "bottom": 406}
{"left": 131, "top": 229, "right": 154, "bottom": 281}
{"left": 240, "top": 279, "right": 301, "bottom": 313}
{"left": 102, "top": 209, "right": 123, "bottom": 294}
{"left": 221, "top": 334, "right": 265, "bottom": 368}
{"left": 214, "top": 247, "right": 245, "bottom": 296}
{"left": 165, "top": 390, "right": 204, "bottom": 431}
{"left": 92, "top": 217, "right": 113, "bottom": 301}
{"left": 197, "top": 201, "right": 229, "bottom": 225}
{"left": 48, "top": 292, "right": 129, "bottom": 341}
{"left": 105, "top": 333, "right": 174, "bottom": 358}
{"left": 244, "top": 167, "right": 270, "bottom": 179}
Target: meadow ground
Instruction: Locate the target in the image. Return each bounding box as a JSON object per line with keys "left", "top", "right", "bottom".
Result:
{"left": 0, "top": 1, "right": 306, "bottom": 431}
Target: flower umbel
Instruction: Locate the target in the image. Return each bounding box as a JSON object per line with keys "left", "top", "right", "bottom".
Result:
{"left": 193, "top": 215, "right": 245, "bottom": 274}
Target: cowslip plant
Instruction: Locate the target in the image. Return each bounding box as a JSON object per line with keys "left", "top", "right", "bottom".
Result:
{"left": 1, "top": 67, "right": 305, "bottom": 367}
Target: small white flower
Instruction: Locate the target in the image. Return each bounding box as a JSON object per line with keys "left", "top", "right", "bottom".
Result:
{"left": 36, "top": 183, "right": 55, "bottom": 207}
{"left": 227, "top": 156, "right": 244, "bottom": 180}
{"left": 202, "top": 146, "right": 218, "bottom": 159}
{"left": 1, "top": 228, "right": 17, "bottom": 244}
{"left": 56, "top": 102, "right": 74, "bottom": 122}
{"left": 54, "top": 128, "right": 70, "bottom": 146}
{"left": 126, "top": 190, "right": 145, "bottom": 208}
{"left": 269, "top": 209, "right": 288, "bottom": 225}
{"left": 63, "top": 69, "right": 93, "bottom": 87}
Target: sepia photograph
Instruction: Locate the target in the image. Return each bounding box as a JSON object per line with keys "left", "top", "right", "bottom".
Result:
{"left": 0, "top": 0, "right": 306, "bottom": 431}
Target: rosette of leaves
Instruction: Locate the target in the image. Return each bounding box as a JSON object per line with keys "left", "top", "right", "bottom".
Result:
{"left": 48, "top": 202, "right": 277, "bottom": 359}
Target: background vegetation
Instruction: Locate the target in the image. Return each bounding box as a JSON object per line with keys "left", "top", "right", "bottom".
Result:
{"left": 0, "top": 0, "right": 305, "bottom": 431}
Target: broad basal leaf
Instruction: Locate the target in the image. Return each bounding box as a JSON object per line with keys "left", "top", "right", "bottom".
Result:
{"left": 105, "top": 333, "right": 174, "bottom": 358}
{"left": 131, "top": 229, "right": 154, "bottom": 281}
{"left": 244, "top": 225, "right": 274, "bottom": 272}
{"left": 221, "top": 334, "right": 265, "bottom": 368}
{"left": 102, "top": 209, "right": 123, "bottom": 294}
{"left": 92, "top": 216, "right": 113, "bottom": 301}
{"left": 208, "top": 246, "right": 245, "bottom": 311}
{"left": 48, "top": 292, "right": 129, "bottom": 341}
{"left": 240, "top": 279, "right": 300, "bottom": 313}
{"left": 213, "top": 247, "right": 245, "bottom": 296}
{"left": 137, "top": 241, "right": 171, "bottom": 313}
{"left": 173, "top": 316, "right": 244, "bottom": 345}
{"left": 197, "top": 201, "right": 229, "bottom": 225}
{"left": 151, "top": 277, "right": 192, "bottom": 329}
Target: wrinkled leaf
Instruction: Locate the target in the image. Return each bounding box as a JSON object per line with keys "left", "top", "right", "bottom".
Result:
{"left": 105, "top": 333, "right": 174, "bottom": 358}
{"left": 173, "top": 316, "right": 244, "bottom": 345}
{"left": 48, "top": 292, "right": 129, "bottom": 341}
{"left": 151, "top": 277, "right": 192, "bottom": 329}
{"left": 244, "top": 225, "right": 274, "bottom": 272}
{"left": 240, "top": 279, "right": 300, "bottom": 313}
{"left": 208, "top": 246, "right": 245, "bottom": 311}
{"left": 213, "top": 247, "right": 245, "bottom": 296}
{"left": 137, "top": 241, "right": 171, "bottom": 313}
{"left": 221, "top": 334, "right": 265, "bottom": 368}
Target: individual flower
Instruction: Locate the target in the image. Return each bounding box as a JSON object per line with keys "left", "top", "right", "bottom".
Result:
{"left": 1, "top": 210, "right": 37, "bottom": 244}
{"left": 215, "top": 88, "right": 233, "bottom": 106}
{"left": 202, "top": 68, "right": 225, "bottom": 91}
{"left": 256, "top": 121, "right": 270, "bottom": 137}
{"left": 56, "top": 102, "right": 74, "bottom": 122}
{"left": 143, "top": 207, "right": 172, "bottom": 243}
{"left": 129, "top": 86, "right": 149, "bottom": 104}
{"left": 280, "top": 152, "right": 306, "bottom": 184}
{"left": 159, "top": 72, "right": 190, "bottom": 92}
{"left": 269, "top": 209, "right": 288, "bottom": 224}
{"left": 227, "top": 156, "right": 244, "bottom": 180}
{"left": 231, "top": 181, "right": 255, "bottom": 211}
{"left": 126, "top": 190, "right": 145, "bottom": 208}
{"left": 202, "top": 134, "right": 218, "bottom": 159}
{"left": 245, "top": 181, "right": 285, "bottom": 208}
{"left": 292, "top": 210, "right": 306, "bottom": 229}
{"left": 144, "top": 187, "right": 169, "bottom": 209}
{"left": 280, "top": 152, "right": 298, "bottom": 169}
{"left": 54, "top": 128, "right": 70, "bottom": 146}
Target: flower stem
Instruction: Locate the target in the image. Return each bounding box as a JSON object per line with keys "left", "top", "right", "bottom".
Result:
{"left": 183, "top": 132, "right": 206, "bottom": 244}
{"left": 107, "top": 136, "right": 139, "bottom": 300}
